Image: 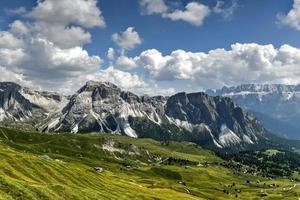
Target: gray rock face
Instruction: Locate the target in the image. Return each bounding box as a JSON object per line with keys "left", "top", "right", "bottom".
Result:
{"left": 0, "top": 82, "right": 68, "bottom": 122}
{"left": 165, "top": 92, "right": 265, "bottom": 148}
{"left": 0, "top": 82, "right": 33, "bottom": 120}
{"left": 207, "top": 84, "right": 300, "bottom": 139}
{"left": 0, "top": 81, "right": 269, "bottom": 150}
{"left": 41, "top": 81, "right": 267, "bottom": 150}
{"left": 44, "top": 81, "right": 166, "bottom": 138}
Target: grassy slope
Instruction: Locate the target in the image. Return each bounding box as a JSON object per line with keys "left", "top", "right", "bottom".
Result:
{"left": 0, "top": 128, "right": 299, "bottom": 200}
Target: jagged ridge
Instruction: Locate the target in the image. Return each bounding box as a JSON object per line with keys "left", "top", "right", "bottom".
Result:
{"left": 0, "top": 81, "right": 269, "bottom": 150}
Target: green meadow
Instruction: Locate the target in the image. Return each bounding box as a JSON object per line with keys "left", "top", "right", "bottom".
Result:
{"left": 0, "top": 127, "right": 299, "bottom": 199}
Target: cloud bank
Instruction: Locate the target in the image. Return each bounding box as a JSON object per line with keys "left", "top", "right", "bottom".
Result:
{"left": 121, "top": 43, "right": 300, "bottom": 89}
{"left": 2, "top": 0, "right": 300, "bottom": 96}
{"left": 0, "top": 0, "right": 173, "bottom": 95}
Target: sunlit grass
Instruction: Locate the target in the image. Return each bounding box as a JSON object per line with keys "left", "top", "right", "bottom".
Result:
{"left": 0, "top": 127, "right": 299, "bottom": 199}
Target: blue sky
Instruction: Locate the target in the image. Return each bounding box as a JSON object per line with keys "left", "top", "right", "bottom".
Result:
{"left": 0, "top": 0, "right": 300, "bottom": 95}
{"left": 1, "top": 0, "right": 296, "bottom": 56}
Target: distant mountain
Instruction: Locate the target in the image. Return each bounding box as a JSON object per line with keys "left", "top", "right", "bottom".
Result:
{"left": 0, "top": 81, "right": 270, "bottom": 151}
{"left": 207, "top": 84, "right": 300, "bottom": 139}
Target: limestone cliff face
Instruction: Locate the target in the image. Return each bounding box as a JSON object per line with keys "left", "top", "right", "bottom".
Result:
{"left": 0, "top": 81, "right": 268, "bottom": 150}
{"left": 165, "top": 92, "right": 265, "bottom": 148}
{"left": 0, "top": 82, "right": 68, "bottom": 123}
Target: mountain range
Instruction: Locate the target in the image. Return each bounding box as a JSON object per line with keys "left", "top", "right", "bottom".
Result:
{"left": 0, "top": 81, "right": 272, "bottom": 151}
{"left": 207, "top": 84, "right": 300, "bottom": 139}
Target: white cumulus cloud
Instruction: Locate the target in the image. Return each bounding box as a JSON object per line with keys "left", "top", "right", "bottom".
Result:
{"left": 0, "top": 31, "right": 24, "bottom": 49}
{"left": 28, "top": 0, "right": 106, "bottom": 28}
{"left": 126, "top": 43, "right": 300, "bottom": 89}
{"left": 0, "top": 67, "right": 33, "bottom": 86}
{"left": 116, "top": 56, "right": 137, "bottom": 70}
{"left": 9, "top": 20, "right": 30, "bottom": 35}
{"left": 112, "top": 27, "right": 142, "bottom": 53}
{"left": 0, "top": 0, "right": 105, "bottom": 93}
{"left": 163, "top": 2, "right": 211, "bottom": 26}
{"left": 213, "top": 0, "right": 238, "bottom": 20}
{"left": 139, "top": 0, "right": 168, "bottom": 15}
{"left": 107, "top": 48, "right": 115, "bottom": 61}
{"left": 0, "top": 1, "right": 173, "bottom": 96}
{"left": 278, "top": 0, "right": 300, "bottom": 30}
{"left": 32, "top": 23, "right": 92, "bottom": 48}
{"left": 0, "top": 37, "right": 102, "bottom": 93}
{"left": 139, "top": 0, "right": 238, "bottom": 26}
{"left": 94, "top": 67, "right": 176, "bottom": 96}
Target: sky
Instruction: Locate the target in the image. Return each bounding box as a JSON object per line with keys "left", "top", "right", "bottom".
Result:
{"left": 0, "top": 0, "right": 300, "bottom": 95}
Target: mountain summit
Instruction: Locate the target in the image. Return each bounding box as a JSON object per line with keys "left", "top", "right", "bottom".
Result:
{"left": 0, "top": 81, "right": 269, "bottom": 151}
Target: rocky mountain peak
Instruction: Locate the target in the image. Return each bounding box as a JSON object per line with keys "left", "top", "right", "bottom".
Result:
{"left": 0, "top": 81, "right": 270, "bottom": 151}
{"left": 81, "top": 81, "right": 119, "bottom": 91}
{"left": 165, "top": 91, "right": 252, "bottom": 135}
{"left": 0, "top": 82, "right": 33, "bottom": 120}
{"left": 0, "top": 82, "right": 68, "bottom": 122}
{"left": 0, "top": 82, "right": 21, "bottom": 92}
{"left": 77, "top": 81, "right": 121, "bottom": 100}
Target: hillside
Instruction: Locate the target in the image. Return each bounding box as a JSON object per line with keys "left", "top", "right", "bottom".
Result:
{"left": 0, "top": 127, "right": 299, "bottom": 199}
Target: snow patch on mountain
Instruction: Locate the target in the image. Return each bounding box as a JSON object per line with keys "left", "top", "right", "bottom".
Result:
{"left": 242, "top": 134, "right": 254, "bottom": 144}
{"left": 71, "top": 124, "right": 79, "bottom": 134}
{"left": 218, "top": 124, "right": 241, "bottom": 147}
{"left": 204, "top": 125, "right": 223, "bottom": 148}
{"left": 0, "top": 108, "right": 5, "bottom": 121}
{"left": 47, "top": 117, "right": 60, "bottom": 129}
{"left": 166, "top": 116, "right": 194, "bottom": 131}
{"left": 123, "top": 124, "right": 137, "bottom": 138}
